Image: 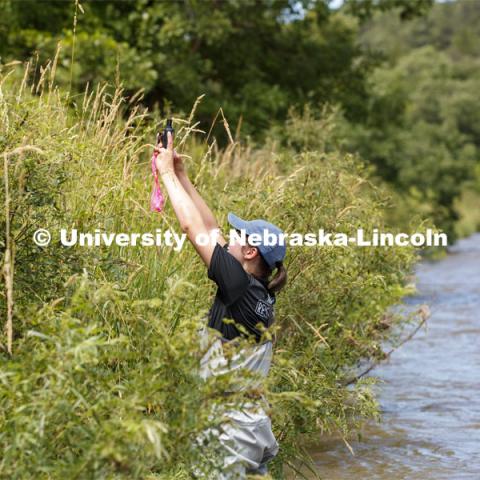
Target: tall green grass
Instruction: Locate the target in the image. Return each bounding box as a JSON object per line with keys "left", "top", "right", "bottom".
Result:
{"left": 1, "top": 60, "right": 426, "bottom": 479}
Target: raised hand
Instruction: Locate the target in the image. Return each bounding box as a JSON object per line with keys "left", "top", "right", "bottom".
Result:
{"left": 155, "top": 131, "right": 174, "bottom": 175}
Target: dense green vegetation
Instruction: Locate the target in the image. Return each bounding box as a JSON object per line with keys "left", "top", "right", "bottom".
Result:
{"left": 352, "top": 0, "right": 480, "bottom": 240}
{"left": 0, "top": 0, "right": 423, "bottom": 131}
{"left": 0, "top": 61, "right": 424, "bottom": 478}
{"left": 0, "top": 0, "right": 478, "bottom": 478}
{"left": 1, "top": 0, "right": 477, "bottom": 241}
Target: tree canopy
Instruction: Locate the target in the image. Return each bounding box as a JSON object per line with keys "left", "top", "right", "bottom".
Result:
{"left": 1, "top": 0, "right": 478, "bottom": 239}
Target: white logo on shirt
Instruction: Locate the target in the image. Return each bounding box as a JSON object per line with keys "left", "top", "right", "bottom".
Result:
{"left": 255, "top": 300, "right": 271, "bottom": 319}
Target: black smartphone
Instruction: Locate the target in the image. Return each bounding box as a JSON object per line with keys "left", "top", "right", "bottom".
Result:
{"left": 157, "top": 119, "right": 174, "bottom": 148}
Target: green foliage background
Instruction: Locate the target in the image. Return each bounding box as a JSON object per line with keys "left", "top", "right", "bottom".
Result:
{"left": 0, "top": 0, "right": 478, "bottom": 478}
{"left": 0, "top": 64, "right": 423, "bottom": 477}
{"left": 1, "top": 0, "right": 477, "bottom": 240}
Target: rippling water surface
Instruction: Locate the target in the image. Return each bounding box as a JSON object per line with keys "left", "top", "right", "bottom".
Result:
{"left": 292, "top": 233, "right": 480, "bottom": 480}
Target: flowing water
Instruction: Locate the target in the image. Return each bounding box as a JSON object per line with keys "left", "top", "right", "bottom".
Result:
{"left": 291, "top": 232, "right": 480, "bottom": 480}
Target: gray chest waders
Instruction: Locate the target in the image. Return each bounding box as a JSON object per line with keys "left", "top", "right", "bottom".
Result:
{"left": 193, "top": 325, "right": 279, "bottom": 478}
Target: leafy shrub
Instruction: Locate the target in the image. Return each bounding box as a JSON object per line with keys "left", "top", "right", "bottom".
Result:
{"left": 1, "top": 63, "right": 420, "bottom": 478}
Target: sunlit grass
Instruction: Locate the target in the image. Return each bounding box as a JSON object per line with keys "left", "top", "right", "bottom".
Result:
{"left": 0, "top": 60, "right": 423, "bottom": 479}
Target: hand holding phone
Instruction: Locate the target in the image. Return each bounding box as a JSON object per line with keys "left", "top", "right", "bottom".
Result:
{"left": 157, "top": 119, "right": 174, "bottom": 148}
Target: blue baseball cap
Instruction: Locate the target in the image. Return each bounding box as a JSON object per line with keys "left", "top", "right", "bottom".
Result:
{"left": 227, "top": 212, "right": 287, "bottom": 270}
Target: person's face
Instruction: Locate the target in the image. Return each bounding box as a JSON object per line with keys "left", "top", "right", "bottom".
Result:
{"left": 227, "top": 229, "right": 259, "bottom": 265}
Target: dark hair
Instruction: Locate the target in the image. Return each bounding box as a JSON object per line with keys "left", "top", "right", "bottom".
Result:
{"left": 243, "top": 233, "right": 288, "bottom": 293}
{"left": 266, "top": 260, "right": 287, "bottom": 293}
{"left": 253, "top": 248, "right": 287, "bottom": 293}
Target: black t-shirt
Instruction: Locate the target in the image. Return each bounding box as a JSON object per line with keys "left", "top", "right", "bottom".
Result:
{"left": 207, "top": 242, "right": 276, "bottom": 342}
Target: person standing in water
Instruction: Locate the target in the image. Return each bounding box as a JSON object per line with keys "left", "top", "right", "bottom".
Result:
{"left": 155, "top": 131, "right": 287, "bottom": 478}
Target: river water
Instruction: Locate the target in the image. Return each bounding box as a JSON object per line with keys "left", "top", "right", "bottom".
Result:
{"left": 292, "top": 232, "right": 480, "bottom": 480}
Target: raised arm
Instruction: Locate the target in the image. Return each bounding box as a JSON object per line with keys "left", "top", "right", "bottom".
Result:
{"left": 155, "top": 132, "right": 226, "bottom": 267}
{"left": 172, "top": 151, "right": 220, "bottom": 231}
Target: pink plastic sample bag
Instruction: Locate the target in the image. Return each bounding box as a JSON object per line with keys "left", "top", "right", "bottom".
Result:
{"left": 150, "top": 149, "right": 165, "bottom": 212}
